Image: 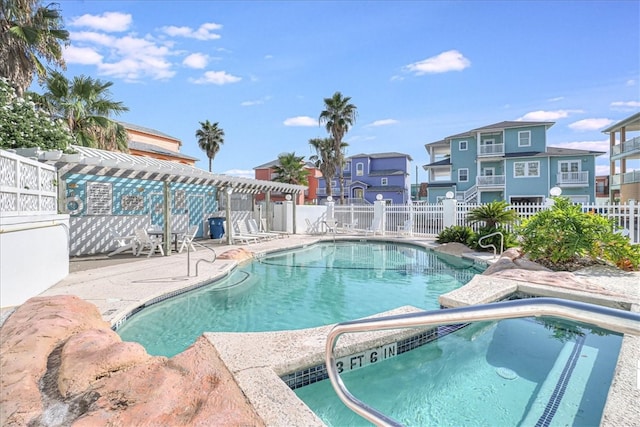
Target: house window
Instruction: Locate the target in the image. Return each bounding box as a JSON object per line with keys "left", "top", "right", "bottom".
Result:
{"left": 559, "top": 160, "right": 580, "bottom": 173}
{"left": 514, "top": 161, "right": 539, "bottom": 177}
{"left": 459, "top": 141, "right": 467, "bottom": 151}
{"left": 518, "top": 131, "right": 531, "bottom": 147}
{"left": 458, "top": 168, "right": 469, "bottom": 182}
{"left": 356, "top": 163, "right": 364, "bottom": 176}
{"left": 381, "top": 178, "right": 388, "bottom": 186}
{"left": 344, "top": 161, "right": 351, "bottom": 172}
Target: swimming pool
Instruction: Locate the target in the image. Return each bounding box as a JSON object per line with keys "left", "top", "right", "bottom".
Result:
{"left": 294, "top": 317, "right": 622, "bottom": 426}
{"left": 117, "top": 241, "right": 483, "bottom": 356}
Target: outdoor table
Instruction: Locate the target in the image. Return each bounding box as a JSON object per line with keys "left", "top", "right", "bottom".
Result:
{"left": 147, "top": 230, "right": 180, "bottom": 252}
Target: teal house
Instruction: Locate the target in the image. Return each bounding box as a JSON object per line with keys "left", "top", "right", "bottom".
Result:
{"left": 423, "top": 121, "right": 604, "bottom": 204}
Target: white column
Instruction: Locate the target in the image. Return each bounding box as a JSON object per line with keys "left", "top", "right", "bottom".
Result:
{"left": 442, "top": 197, "right": 457, "bottom": 228}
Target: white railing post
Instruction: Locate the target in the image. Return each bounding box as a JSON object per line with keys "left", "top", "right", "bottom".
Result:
{"left": 442, "top": 197, "right": 457, "bottom": 229}
{"left": 628, "top": 200, "right": 636, "bottom": 243}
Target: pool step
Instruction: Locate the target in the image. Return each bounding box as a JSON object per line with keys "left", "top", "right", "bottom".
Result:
{"left": 521, "top": 336, "right": 598, "bottom": 427}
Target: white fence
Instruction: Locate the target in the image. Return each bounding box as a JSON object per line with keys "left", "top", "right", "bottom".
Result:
{"left": 334, "top": 201, "right": 639, "bottom": 244}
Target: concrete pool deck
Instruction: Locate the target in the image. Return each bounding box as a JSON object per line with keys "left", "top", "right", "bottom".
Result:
{"left": 9, "top": 234, "right": 640, "bottom": 426}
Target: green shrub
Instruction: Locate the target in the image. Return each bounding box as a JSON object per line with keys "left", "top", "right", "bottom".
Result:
{"left": 436, "top": 225, "right": 474, "bottom": 244}
{"left": 518, "top": 197, "right": 639, "bottom": 270}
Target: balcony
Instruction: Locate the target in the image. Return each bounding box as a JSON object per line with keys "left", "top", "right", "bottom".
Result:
{"left": 611, "top": 136, "right": 640, "bottom": 160}
{"left": 478, "top": 143, "right": 505, "bottom": 157}
{"left": 557, "top": 171, "right": 589, "bottom": 187}
{"left": 476, "top": 175, "right": 505, "bottom": 187}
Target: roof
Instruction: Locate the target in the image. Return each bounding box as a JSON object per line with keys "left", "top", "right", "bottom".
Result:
{"left": 348, "top": 152, "right": 413, "bottom": 161}
{"left": 254, "top": 158, "right": 316, "bottom": 169}
{"left": 446, "top": 120, "right": 555, "bottom": 139}
{"left": 128, "top": 141, "right": 198, "bottom": 161}
{"left": 368, "top": 169, "right": 406, "bottom": 176}
{"left": 504, "top": 147, "right": 605, "bottom": 159}
{"left": 366, "top": 186, "right": 405, "bottom": 192}
{"left": 601, "top": 112, "right": 640, "bottom": 133}
{"left": 43, "top": 145, "right": 306, "bottom": 194}
{"left": 422, "top": 158, "right": 451, "bottom": 168}
{"left": 118, "top": 121, "right": 181, "bottom": 142}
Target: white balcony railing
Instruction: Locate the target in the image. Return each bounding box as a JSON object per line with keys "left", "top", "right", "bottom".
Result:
{"left": 621, "top": 170, "right": 640, "bottom": 184}
{"left": 612, "top": 136, "right": 640, "bottom": 156}
{"left": 557, "top": 171, "right": 589, "bottom": 186}
{"left": 478, "top": 143, "right": 505, "bottom": 157}
{"left": 476, "top": 175, "right": 505, "bottom": 187}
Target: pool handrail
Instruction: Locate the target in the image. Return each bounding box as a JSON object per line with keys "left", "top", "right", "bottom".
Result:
{"left": 324, "top": 297, "right": 640, "bottom": 427}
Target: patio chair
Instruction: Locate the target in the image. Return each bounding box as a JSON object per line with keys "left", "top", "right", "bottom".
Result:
{"left": 364, "top": 217, "right": 384, "bottom": 236}
{"left": 107, "top": 227, "right": 139, "bottom": 257}
{"left": 397, "top": 219, "right": 413, "bottom": 237}
{"left": 342, "top": 218, "right": 359, "bottom": 232}
{"left": 305, "top": 218, "right": 322, "bottom": 235}
{"left": 324, "top": 218, "right": 339, "bottom": 234}
{"left": 134, "top": 228, "right": 164, "bottom": 257}
{"left": 178, "top": 225, "right": 198, "bottom": 253}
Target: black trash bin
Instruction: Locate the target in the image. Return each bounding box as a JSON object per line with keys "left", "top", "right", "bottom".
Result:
{"left": 208, "top": 217, "right": 225, "bottom": 239}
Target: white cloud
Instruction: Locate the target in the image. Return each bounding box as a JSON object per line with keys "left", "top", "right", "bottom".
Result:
{"left": 367, "top": 119, "right": 398, "bottom": 127}
{"left": 551, "top": 139, "right": 609, "bottom": 153}
{"left": 568, "top": 118, "right": 614, "bottom": 131}
{"left": 517, "top": 110, "right": 583, "bottom": 121}
{"left": 70, "top": 12, "right": 132, "bottom": 32}
{"left": 222, "top": 169, "right": 255, "bottom": 179}
{"left": 189, "top": 70, "right": 241, "bottom": 85}
{"left": 241, "top": 96, "right": 271, "bottom": 106}
{"left": 63, "top": 45, "right": 103, "bottom": 65}
{"left": 183, "top": 53, "right": 208, "bottom": 69}
{"left": 595, "top": 164, "right": 610, "bottom": 176}
{"left": 548, "top": 97, "right": 564, "bottom": 102}
{"left": 283, "top": 116, "right": 317, "bottom": 127}
{"left": 403, "top": 50, "right": 470, "bottom": 75}
{"left": 162, "top": 22, "right": 222, "bottom": 40}
{"left": 70, "top": 31, "right": 115, "bottom": 46}
{"left": 626, "top": 79, "right": 637, "bottom": 86}
{"left": 610, "top": 100, "right": 640, "bottom": 110}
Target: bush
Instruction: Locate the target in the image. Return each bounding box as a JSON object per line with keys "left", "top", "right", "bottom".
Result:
{"left": 436, "top": 225, "right": 474, "bottom": 244}
{"left": 518, "top": 197, "right": 639, "bottom": 270}
{"left": 0, "top": 78, "right": 73, "bottom": 151}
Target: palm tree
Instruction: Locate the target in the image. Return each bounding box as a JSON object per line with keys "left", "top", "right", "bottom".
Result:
{"left": 195, "top": 120, "right": 225, "bottom": 172}
{"left": 319, "top": 91, "right": 357, "bottom": 204}
{"left": 273, "top": 152, "right": 309, "bottom": 186}
{"left": 309, "top": 137, "right": 348, "bottom": 200}
{"left": 0, "top": 0, "right": 69, "bottom": 96}
{"left": 40, "top": 70, "right": 129, "bottom": 151}
{"left": 466, "top": 200, "right": 519, "bottom": 229}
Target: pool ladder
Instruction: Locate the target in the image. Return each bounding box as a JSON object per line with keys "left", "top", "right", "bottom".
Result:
{"left": 324, "top": 297, "right": 640, "bottom": 427}
{"left": 185, "top": 240, "right": 217, "bottom": 277}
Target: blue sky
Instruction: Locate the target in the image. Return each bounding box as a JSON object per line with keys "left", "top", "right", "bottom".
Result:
{"left": 48, "top": 0, "right": 639, "bottom": 181}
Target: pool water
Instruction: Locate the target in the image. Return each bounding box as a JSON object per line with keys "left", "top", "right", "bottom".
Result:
{"left": 117, "top": 242, "right": 482, "bottom": 356}
{"left": 294, "top": 317, "right": 622, "bottom": 426}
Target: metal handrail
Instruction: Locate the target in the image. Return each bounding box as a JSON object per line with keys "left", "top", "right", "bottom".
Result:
{"left": 325, "top": 297, "right": 640, "bottom": 427}
{"left": 478, "top": 230, "right": 503, "bottom": 257}
{"left": 186, "top": 240, "right": 217, "bottom": 277}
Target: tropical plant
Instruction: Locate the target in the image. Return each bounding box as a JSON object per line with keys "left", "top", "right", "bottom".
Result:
{"left": 436, "top": 225, "right": 475, "bottom": 244}
{"left": 466, "top": 200, "right": 519, "bottom": 228}
{"left": 309, "top": 137, "right": 347, "bottom": 200}
{"left": 272, "top": 152, "right": 309, "bottom": 186}
{"left": 196, "top": 120, "right": 224, "bottom": 172}
{"left": 0, "top": 77, "right": 73, "bottom": 150}
{"left": 319, "top": 91, "right": 357, "bottom": 204}
{"left": 0, "top": 0, "right": 69, "bottom": 96}
{"left": 38, "top": 70, "right": 129, "bottom": 151}
{"left": 518, "top": 197, "right": 639, "bottom": 270}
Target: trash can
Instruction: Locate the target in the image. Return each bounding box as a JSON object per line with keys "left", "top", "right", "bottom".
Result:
{"left": 208, "top": 217, "right": 225, "bottom": 239}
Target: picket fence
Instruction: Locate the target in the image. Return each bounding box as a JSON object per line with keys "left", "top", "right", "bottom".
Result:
{"left": 334, "top": 201, "right": 639, "bottom": 244}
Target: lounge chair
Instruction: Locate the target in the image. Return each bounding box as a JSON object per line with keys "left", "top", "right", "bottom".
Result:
{"left": 134, "top": 228, "right": 164, "bottom": 257}
{"left": 342, "top": 218, "right": 359, "bottom": 232}
{"left": 231, "top": 221, "right": 262, "bottom": 244}
{"left": 107, "top": 227, "right": 139, "bottom": 257}
{"left": 247, "top": 218, "right": 282, "bottom": 239}
{"left": 178, "top": 225, "right": 198, "bottom": 253}
{"left": 323, "top": 218, "right": 339, "bottom": 234}
{"left": 305, "top": 218, "right": 322, "bottom": 235}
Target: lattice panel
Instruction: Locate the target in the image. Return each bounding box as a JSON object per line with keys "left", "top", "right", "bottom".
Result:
{"left": 41, "top": 168, "right": 56, "bottom": 192}
{"left": 69, "top": 215, "right": 150, "bottom": 256}
{"left": 19, "top": 194, "right": 39, "bottom": 211}
{"left": 41, "top": 196, "right": 57, "bottom": 211}
{"left": 0, "top": 156, "right": 17, "bottom": 186}
{"left": 0, "top": 192, "right": 17, "bottom": 211}
{"left": 19, "top": 162, "right": 38, "bottom": 190}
